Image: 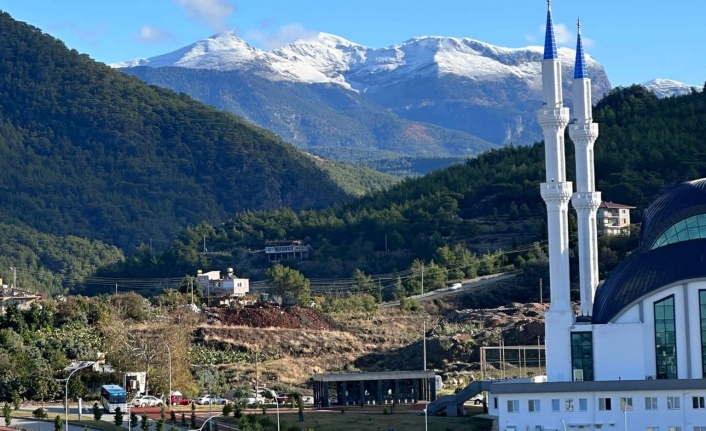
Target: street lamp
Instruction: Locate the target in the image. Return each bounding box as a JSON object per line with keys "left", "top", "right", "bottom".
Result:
{"left": 164, "top": 342, "right": 172, "bottom": 405}
{"left": 189, "top": 414, "right": 220, "bottom": 431}
{"left": 275, "top": 397, "right": 280, "bottom": 431}
{"left": 64, "top": 361, "right": 95, "bottom": 431}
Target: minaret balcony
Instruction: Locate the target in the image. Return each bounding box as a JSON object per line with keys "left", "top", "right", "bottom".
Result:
{"left": 537, "top": 106, "right": 570, "bottom": 129}
{"left": 569, "top": 122, "right": 599, "bottom": 144}
{"left": 572, "top": 191, "right": 602, "bottom": 211}
{"left": 541, "top": 181, "right": 573, "bottom": 204}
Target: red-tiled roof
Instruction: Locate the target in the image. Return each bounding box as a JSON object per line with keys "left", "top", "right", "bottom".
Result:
{"left": 599, "top": 201, "right": 635, "bottom": 209}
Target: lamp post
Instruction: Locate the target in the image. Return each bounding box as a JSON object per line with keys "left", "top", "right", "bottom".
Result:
{"left": 189, "top": 414, "right": 219, "bottom": 431}
{"left": 64, "top": 361, "right": 95, "bottom": 431}
{"left": 164, "top": 342, "right": 172, "bottom": 405}
{"left": 275, "top": 397, "right": 280, "bottom": 431}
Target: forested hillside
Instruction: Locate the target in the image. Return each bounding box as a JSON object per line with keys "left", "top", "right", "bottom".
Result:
{"left": 0, "top": 12, "right": 349, "bottom": 251}
{"left": 107, "top": 86, "right": 706, "bottom": 287}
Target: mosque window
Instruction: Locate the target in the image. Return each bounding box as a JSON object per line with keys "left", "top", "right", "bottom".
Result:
{"left": 571, "top": 332, "right": 594, "bottom": 381}
{"left": 700, "top": 291, "right": 706, "bottom": 377}
{"left": 651, "top": 213, "right": 706, "bottom": 250}
{"left": 654, "top": 296, "right": 678, "bottom": 379}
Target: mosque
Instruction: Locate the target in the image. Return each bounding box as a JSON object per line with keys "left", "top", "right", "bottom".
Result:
{"left": 478, "top": 2, "right": 706, "bottom": 429}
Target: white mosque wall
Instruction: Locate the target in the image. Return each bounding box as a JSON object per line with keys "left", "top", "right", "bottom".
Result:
{"left": 593, "top": 322, "right": 645, "bottom": 381}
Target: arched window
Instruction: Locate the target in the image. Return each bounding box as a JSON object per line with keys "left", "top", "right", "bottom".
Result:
{"left": 654, "top": 296, "right": 677, "bottom": 379}
{"left": 651, "top": 213, "right": 706, "bottom": 250}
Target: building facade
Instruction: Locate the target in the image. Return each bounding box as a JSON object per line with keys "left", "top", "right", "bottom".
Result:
{"left": 597, "top": 202, "right": 635, "bottom": 236}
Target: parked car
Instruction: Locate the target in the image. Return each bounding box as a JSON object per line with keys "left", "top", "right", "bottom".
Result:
{"left": 470, "top": 393, "right": 485, "bottom": 405}
{"left": 169, "top": 391, "right": 193, "bottom": 406}
{"left": 194, "top": 394, "right": 228, "bottom": 405}
{"left": 132, "top": 395, "right": 163, "bottom": 407}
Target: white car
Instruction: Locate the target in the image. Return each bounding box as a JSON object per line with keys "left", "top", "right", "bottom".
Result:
{"left": 470, "top": 393, "right": 485, "bottom": 405}
{"left": 447, "top": 282, "right": 462, "bottom": 290}
{"left": 195, "top": 394, "right": 228, "bottom": 405}
{"left": 132, "top": 395, "right": 163, "bottom": 407}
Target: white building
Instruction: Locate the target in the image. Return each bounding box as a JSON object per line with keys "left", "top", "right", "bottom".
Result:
{"left": 197, "top": 268, "right": 249, "bottom": 299}
{"left": 597, "top": 202, "right": 636, "bottom": 236}
{"left": 430, "top": 3, "right": 706, "bottom": 429}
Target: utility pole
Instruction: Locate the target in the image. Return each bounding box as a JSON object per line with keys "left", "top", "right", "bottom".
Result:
{"left": 10, "top": 266, "right": 17, "bottom": 288}
{"left": 115, "top": 283, "right": 118, "bottom": 295}
{"left": 539, "top": 278, "right": 543, "bottom": 304}
{"left": 190, "top": 278, "right": 194, "bottom": 304}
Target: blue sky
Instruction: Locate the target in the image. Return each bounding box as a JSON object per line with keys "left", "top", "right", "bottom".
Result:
{"left": 2, "top": 0, "right": 705, "bottom": 88}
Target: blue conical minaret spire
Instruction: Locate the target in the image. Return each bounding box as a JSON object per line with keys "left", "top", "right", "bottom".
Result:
{"left": 544, "top": 0, "right": 558, "bottom": 59}
{"left": 574, "top": 18, "right": 588, "bottom": 79}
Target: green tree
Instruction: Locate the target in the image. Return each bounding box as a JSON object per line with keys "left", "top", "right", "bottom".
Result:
{"left": 170, "top": 410, "right": 176, "bottom": 425}
{"left": 130, "top": 411, "right": 139, "bottom": 430}
{"left": 141, "top": 414, "right": 150, "bottom": 431}
{"left": 54, "top": 415, "right": 63, "bottom": 431}
{"left": 114, "top": 407, "right": 124, "bottom": 427}
{"left": 92, "top": 403, "right": 103, "bottom": 421}
{"left": 266, "top": 264, "right": 311, "bottom": 305}
{"left": 11, "top": 391, "right": 20, "bottom": 410}
{"left": 3, "top": 402, "right": 12, "bottom": 426}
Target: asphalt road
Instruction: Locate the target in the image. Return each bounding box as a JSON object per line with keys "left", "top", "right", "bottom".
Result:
{"left": 379, "top": 272, "right": 518, "bottom": 308}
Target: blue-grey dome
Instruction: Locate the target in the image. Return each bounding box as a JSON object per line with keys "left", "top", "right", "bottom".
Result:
{"left": 593, "top": 178, "right": 706, "bottom": 324}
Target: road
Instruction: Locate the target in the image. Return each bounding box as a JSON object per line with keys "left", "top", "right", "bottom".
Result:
{"left": 379, "top": 272, "right": 518, "bottom": 308}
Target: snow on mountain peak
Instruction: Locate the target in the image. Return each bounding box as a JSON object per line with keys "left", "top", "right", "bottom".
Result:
{"left": 641, "top": 78, "right": 702, "bottom": 98}
{"left": 113, "top": 31, "right": 604, "bottom": 92}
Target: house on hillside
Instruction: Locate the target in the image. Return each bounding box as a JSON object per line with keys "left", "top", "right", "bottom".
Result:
{"left": 0, "top": 281, "right": 41, "bottom": 314}
{"left": 197, "top": 268, "right": 249, "bottom": 304}
{"left": 597, "top": 201, "right": 635, "bottom": 236}
{"left": 264, "top": 240, "right": 312, "bottom": 262}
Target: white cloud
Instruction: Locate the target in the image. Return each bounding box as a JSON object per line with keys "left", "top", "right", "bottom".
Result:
{"left": 540, "top": 24, "right": 594, "bottom": 48}
{"left": 137, "top": 26, "right": 173, "bottom": 43}
{"left": 553, "top": 23, "right": 573, "bottom": 45}
{"left": 245, "top": 23, "right": 316, "bottom": 50}
{"left": 174, "top": 0, "right": 235, "bottom": 32}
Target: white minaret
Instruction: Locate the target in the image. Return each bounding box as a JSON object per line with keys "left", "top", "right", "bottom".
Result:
{"left": 569, "top": 19, "right": 601, "bottom": 318}
{"left": 538, "top": 0, "right": 574, "bottom": 382}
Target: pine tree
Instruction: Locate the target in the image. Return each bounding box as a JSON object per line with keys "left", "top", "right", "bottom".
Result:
{"left": 113, "top": 407, "right": 124, "bottom": 427}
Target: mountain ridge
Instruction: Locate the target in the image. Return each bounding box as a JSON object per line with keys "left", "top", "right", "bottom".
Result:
{"left": 115, "top": 31, "right": 611, "bottom": 157}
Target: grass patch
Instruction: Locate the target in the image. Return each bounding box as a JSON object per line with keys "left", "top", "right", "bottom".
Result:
{"left": 217, "top": 406, "right": 494, "bottom": 431}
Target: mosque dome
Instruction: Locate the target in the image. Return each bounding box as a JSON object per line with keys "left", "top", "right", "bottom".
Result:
{"left": 592, "top": 178, "right": 706, "bottom": 324}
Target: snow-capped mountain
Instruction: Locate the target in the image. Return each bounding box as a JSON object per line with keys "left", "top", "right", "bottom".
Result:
{"left": 114, "top": 32, "right": 611, "bottom": 159}
{"left": 641, "top": 79, "right": 702, "bottom": 98}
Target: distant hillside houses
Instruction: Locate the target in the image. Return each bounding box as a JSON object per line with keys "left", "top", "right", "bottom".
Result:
{"left": 597, "top": 201, "right": 636, "bottom": 236}
{"left": 197, "top": 268, "right": 249, "bottom": 305}
{"left": 0, "top": 281, "right": 41, "bottom": 314}
{"left": 265, "top": 240, "right": 312, "bottom": 262}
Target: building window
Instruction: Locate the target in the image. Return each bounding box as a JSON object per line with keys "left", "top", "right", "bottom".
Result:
{"left": 571, "top": 332, "right": 594, "bottom": 381}
{"left": 528, "top": 399, "right": 540, "bottom": 413}
{"left": 693, "top": 427, "right": 706, "bottom": 431}
{"left": 646, "top": 428, "right": 660, "bottom": 431}
{"left": 655, "top": 296, "right": 678, "bottom": 379}
{"left": 620, "top": 397, "right": 633, "bottom": 411}
{"left": 552, "top": 398, "right": 560, "bottom": 412}
{"left": 599, "top": 398, "right": 612, "bottom": 411}
{"left": 579, "top": 398, "right": 588, "bottom": 412}
{"left": 494, "top": 397, "right": 498, "bottom": 409}
{"left": 699, "top": 290, "right": 706, "bottom": 378}
{"left": 651, "top": 213, "right": 706, "bottom": 250}
{"left": 667, "top": 396, "right": 680, "bottom": 410}
{"left": 693, "top": 396, "right": 705, "bottom": 409}
{"left": 667, "top": 427, "right": 680, "bottom": 431}
{"left": 507, "top": 400, "right": 519, "bottom": 413}
{"left": 566, "top": 398, "right": 574, "bottom": 412}
{"left": 645, "top": 397, "right": 658, "bottom": 410}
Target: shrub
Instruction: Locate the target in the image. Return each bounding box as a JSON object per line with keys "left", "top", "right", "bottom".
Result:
{"left": 32, "top": 407, "right": 49, "bottom": 419}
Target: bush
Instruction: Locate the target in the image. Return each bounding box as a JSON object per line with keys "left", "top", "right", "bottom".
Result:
{"left": 32, "top": 407, "right": 49, "bottom": 419}
{"left": 92, "top": 403, "right": 103, "bottom": 421}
